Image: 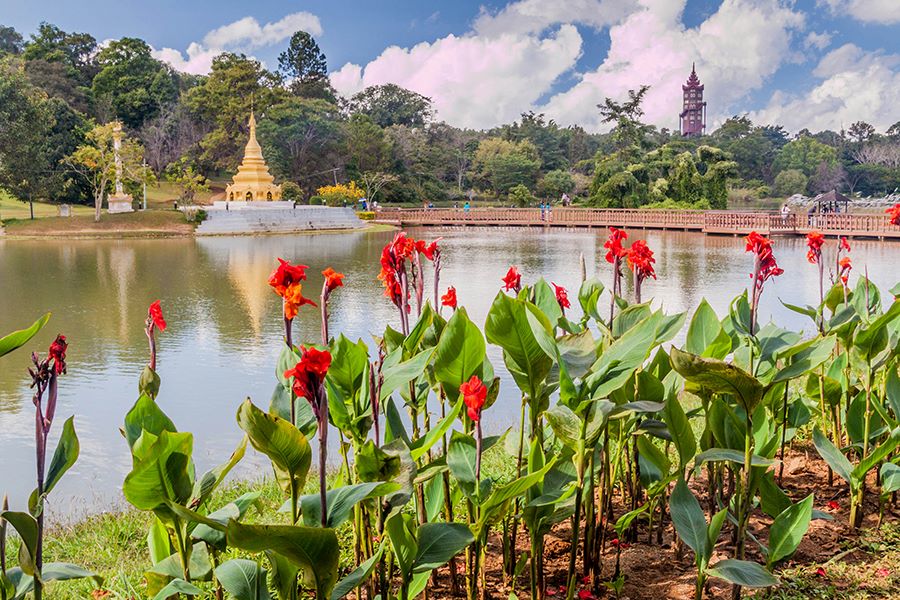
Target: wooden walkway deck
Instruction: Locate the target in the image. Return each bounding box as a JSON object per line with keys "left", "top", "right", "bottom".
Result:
{"left": 374, "top": 208, "right": 900, "bottom": 239}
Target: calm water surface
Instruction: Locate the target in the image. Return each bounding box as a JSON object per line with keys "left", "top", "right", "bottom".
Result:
{"left": 1, "top": 227, "right": 898, "bottom": 518}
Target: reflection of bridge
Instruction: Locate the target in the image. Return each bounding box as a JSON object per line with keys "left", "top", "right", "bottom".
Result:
{"left": 375, "top": 208, "right": 900, "bottom": 239}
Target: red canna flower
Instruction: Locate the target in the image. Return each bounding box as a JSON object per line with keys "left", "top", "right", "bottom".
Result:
{"left": 806, "top": 231, "right": 825, "bottom": 264}
{"left": 839, "top": 236, "right": 851, "bottom": 252}
{"left": 441, "top": 286, "right": 458, "bottom": 309}
{"left": 827, "top": 500, "right": 841, "bottom": 511}
{"left": 284, "top": 346, "right": 332, "bottom": 402}
{"left": 502, "top": 266, "right": 522, "bottom": 293}
{"left": 552, "top": 282, "right": 571, "bottom": 310}
{"left": 627, "top": 240, "right": 656, "bottom": 281}
{"left": 322, "top": 267, "right": 345, "bottom": 292}
{"left": 604, "top": 227, "right": 628, "bottom": 263}
{"left": 460, "top": 375, "right": 488, "bottom": 422}
{"left": 378, "top": 233, "right": 415, "bottom": 310}
{"left": 415, "top": 238, "right": 441, "bottom": 261}
{"left": 838, "top": 256, "right": 852, "bottom": 286}
{"left": 268, "top": 258, "right": 308, "bottom": 296}
{"left": 745, "top": 231, "right": 784, "bottom": 291}
{"left": 885, "top": 203, "right": 900, "bottom": 226}
{"left": 580, "top": 576, "right": 591, "bottom": 585}
{"left": 148, "top": 300, "right": 167, "bottom": 332}
{"left": 815, "top": 567, "right": 827, "bottom": 578}
{"left": 577, "top": 590, "right": 595, "bottom": 600}
{"left": 283, "top": 282, "right": 317, "bottom": 319}
{"left": 48, "top": 334, "right": 67, "bottom": 375}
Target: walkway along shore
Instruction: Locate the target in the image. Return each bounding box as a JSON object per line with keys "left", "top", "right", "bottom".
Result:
{"left": 375, "top": 207, "right": 900, "bottom": 240}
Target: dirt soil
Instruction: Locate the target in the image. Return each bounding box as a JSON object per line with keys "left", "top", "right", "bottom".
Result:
{"left": 425, "top": 444, "right": 899, "bottom": 599}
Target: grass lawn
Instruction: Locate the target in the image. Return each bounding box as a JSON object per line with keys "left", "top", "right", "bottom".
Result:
{"left": 2, "top": 209, "right": 195, "bottom": 238}
{"left": 0, "top": 191, "right": 93, "bottom": 221}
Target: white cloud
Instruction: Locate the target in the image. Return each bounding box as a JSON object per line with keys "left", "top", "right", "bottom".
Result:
{"left": 540, "top": 0, "right": 805, "bottom": 131}
{"left": 818, "top": 0, "right": 900, "bottom": 25}
{"left": 152, "top": 12, "right": 322, "bottom": 75}
{"left": 472, "top": 0, "right": 636, "bottom": 36}
{"left": 750, "top": 43, "right": 900, "bottom": 132}
{"left": 331, "top": 25, "right": 584, "bottom": 129}
{"left": 804, "top": 31, "right": 832, "bottom": 51}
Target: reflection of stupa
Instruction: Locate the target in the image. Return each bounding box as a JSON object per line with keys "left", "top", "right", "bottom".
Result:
{"left": 225, "top": 111, "right": 282, "bottom": 201}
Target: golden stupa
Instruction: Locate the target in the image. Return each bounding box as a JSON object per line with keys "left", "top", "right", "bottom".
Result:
{"left": 225, "top": 111, "right": 282, "bottom": 201}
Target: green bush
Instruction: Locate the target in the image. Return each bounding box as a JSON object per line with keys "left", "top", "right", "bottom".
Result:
{"left": 508, "top": 183, "right": 535, "bottom": 208}
{"left": 356, "top": 211, "right": 376, "bottom": 221}
{"left": 774, "top": 169, "right": 808, "bottom": 197}
{"left": 309, "top": 195, "right": 326, "bottom": 206}
{"left": 281, "top": 181, "right": 302, "bottom": 201}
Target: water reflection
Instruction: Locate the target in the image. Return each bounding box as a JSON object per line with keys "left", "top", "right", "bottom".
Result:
{"left": 0, "top": 228, "right": 897, "bottom": 517}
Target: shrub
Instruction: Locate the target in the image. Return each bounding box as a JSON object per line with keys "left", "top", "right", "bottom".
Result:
{"left": 508, "top": 183, "right": 535, "bottom": 207}
{"left": 317, "top": 181, "right": 365, "bottom": 207}
{"left": 774, "top": 169, "right": 808, "bottom": 197}
{"left": 281, "top": 181, "right": 302, "bottom": 201}
{"left": 309, "top": 195, "right": 326, "bottom": 205}
{"left": 356, "top": 211, "right": 376, "bottom": 221}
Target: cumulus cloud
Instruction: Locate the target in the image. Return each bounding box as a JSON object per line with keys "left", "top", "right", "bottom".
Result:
{"left": 804, "top": 31, "right": 832, "bottom": 51}
{"left": 152, "top": 12, "right": 322, "bottom": 75}
{"left": 540, "top": 0, "right": 805, "bottom": 131}
{"left": 331, "top": 25, "right": 584, "bottom": 129}
{"left": 750, "top": 44, "right": 900, "bottom": 132}
{"left": 818, "top": 0, "right": 900, "bottom": 25}
{"left": 472, "top": 0, "right": 636, "bottom": 36}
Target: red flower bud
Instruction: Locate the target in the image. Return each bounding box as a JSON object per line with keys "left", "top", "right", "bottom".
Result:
{"left": 148, "top": 300, "right": 167, "bottom": 332}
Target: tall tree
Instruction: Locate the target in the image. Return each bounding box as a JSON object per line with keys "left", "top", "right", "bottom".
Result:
{"left": 22, "top": 22, "right": 97, "bottom": 85}
{"left": 0, "top": 25, "right": 23, "bottom": 54}
{"left": 92, "top": 37, "right": 178, "bottom": 128}
{"left": 847, "top": 121, "right": 876, "bottom": 143}
{"left": 349, "top": 84, "right": 434, "bottom": 128}
{"left": 598, "top": 85, "right": 652, "bottom": 153}
{"left": 278, "top": 31, "right": 326, "bottom": 90}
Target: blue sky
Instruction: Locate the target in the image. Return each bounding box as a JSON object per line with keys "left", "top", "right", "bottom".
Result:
{"left": 4, "top": 0, "right": 899, "bottom": 132}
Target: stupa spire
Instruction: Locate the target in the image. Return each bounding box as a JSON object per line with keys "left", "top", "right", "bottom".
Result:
{"left": 225, "top": 107, "right": 282, "bottom": 201}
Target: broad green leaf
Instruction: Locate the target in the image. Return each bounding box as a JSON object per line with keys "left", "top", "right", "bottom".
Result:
{"left": 0, "top": 511, "right": 37, "bottom": 575}
{"left": 578, "top": 278, "right": 605, "bottom": 323}
{"left": 770, "top": 336, "right": 836, "bottom": 384}
{"left": 767, "top": 494, "right": 813, "bottom": 566}
{"left": 236, "top": 399, "right": 311, "bottom": 495}
{"left": 669, "top": 478, "right": 708, "bottom": 559}
{"left": 147, "top": 517, "right": 171, "bottom": 564}
{"left": 269, "top": 383, "right": 317, "bottom": 439}
{"left": 434, "top": 308, "right": 486, "bottom": 401}
{"left": 707, "top": 559, "right": 779, "bottom": 588}
{"left": 855, "top": 427, "right": 900, "bottom": 479}
{"left": 226, "top": 520, "right": 340, "bottom": 598}
{"left": 147, "top": 542, "right": 212, "bottom": 592}
{"left": 0, "top": 313, "right": 50, "bottom": 358}
{"left": 670, "top": 347, "right": 764, "bottom": 413}
{"left": 151, "top": 578, "right": 202, "bottom": 600}
{"left": 484, "top": 293, "right": 553, "bottom": 399}
{"left": 123, "top": 430, "right": 194, "bottom": 510}
{"left": 192, "top": 492, "right": 262, "bottom": 550}
{"left": 447, "top": 431, "right": 478, "bottom": 485}
{"left": 380, "top": 347, "right": 435, "bottom": 403}
{"left": 139, "top": 366, "right": 162, "bottom": 399}
{"left": 41, "top": 416, "right": 79, "bottom": 497}
{"left": 300, "top": 482, "right": 398, "bottom": 529}
{"left": 881, "top": 463, "right": 900, "bottom": 494}
{"left": 190, "top": 435, "right": 247, "bottom": 508}
{"left": 410, "top": 398, "right": 463, "bottom": 460}
{"left": 695, "top": 448, "right": 774, "bottom": 467}
{"left": 385, "top": 512, "right": 417, "bottom": 581}
{"left": 123, "top": 393, "right": 176, "bottom": 449}
{"left": 531, "top": 278, "right": 564, "bottom": 327}
{"left": 215, "top": 559, "right": 272, "bottom": 600}
{"left": 812, "top": 426, "right": 852, "bottom": 484}
{"left": 637, "top": 435, "right": 670, "bottom": 486}
{"left": 664, "top": 395, "right": 696, "bottom": 469}
{"left": 413, "top": 523, "right": 474, "bottom": 573}
{"left": 545, "top": 404, "right": 581, "bottom": 451}
{"left": 330, "top": 543, "right": 384, "bottom": 600}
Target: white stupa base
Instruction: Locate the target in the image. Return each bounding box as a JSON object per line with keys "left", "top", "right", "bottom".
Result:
{"left": 108, "top": 194, "right": 134, "bottom": 213}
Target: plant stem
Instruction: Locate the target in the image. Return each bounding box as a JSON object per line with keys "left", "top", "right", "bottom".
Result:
{"left": 319, "top": 397, "right": 329, "bottom": 528}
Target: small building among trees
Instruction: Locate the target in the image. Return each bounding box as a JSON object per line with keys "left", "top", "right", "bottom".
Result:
{"left": 680, "top": 64, "right": 706, "bottom": 137}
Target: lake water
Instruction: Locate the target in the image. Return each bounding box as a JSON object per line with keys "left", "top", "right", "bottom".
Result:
{"left": 1, "top": 226, "right": 898, "bottom": 519}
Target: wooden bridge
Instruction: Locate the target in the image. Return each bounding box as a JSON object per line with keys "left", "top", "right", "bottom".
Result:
{"left": 374, "top": 208, "right": 900, "bottom": 239}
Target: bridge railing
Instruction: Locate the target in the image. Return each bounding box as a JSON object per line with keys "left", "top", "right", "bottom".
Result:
{"left": 374, "top": 207, "right": 899, "bottom": 237}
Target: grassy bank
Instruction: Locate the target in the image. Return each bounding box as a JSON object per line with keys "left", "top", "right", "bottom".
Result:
{"left": 2, "top": 210, "right": 195, "bottom": 238}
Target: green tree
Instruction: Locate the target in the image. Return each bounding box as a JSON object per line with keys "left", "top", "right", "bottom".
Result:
{"left": 22, "top": 22, "right": 97, "bottom": 85}
{"left": 472, "top": 137, "right": 540, "bottom": 195}
{"left": 502, "top": 112, "right": 568, "bottom": 171}
{"left": 847, "top": 121, "right": 876, "bottom": 143}
{"left": 0, "top": 64, "right": 54, "bottom": 214}
{"left": 165, "top": 157, "right": 209, "bottom": 203}
{"left": 598, "top": 85, "right": 652, "bottom": 152}
{"left": 184, "top": 52, "right": 285, "bottom": 170}
{"left": 92, "top": 37, "right": 178, "bottom": 128}
{"left": 774, "top": 136, "right": 838, "bottom": 178}
{"left": 278, "top": 30, "right": 332, "bottom": 99}
{"left": 345, "top": 114, "right": 392, "bottom": 175}
{"left": 256, "top": 97, "right": 344, "bottom": 191}
{"left": 773, "top": 169, "right": 808, "bottom": 197}
{"left": 0, "top": 25, "right": 23, "bottom": 54}
{"left": 537, "top": 169, "right": 575, "bottom": 200}
{"left": 349, "top": 83, "right": 434, "bottom": 128}
{"left": 65, "top": 122, "right": 147, "bottom": 221}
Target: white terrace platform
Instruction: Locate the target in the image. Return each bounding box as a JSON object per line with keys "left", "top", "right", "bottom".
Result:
{"left": 194, "top": 202, "right": 364, "bottom": 236}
